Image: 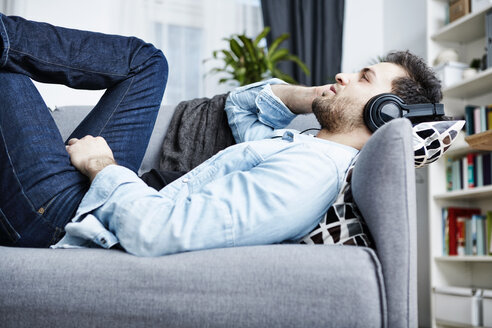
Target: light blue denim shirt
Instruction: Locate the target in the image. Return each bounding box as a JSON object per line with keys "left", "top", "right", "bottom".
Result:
{"left": 53, "top": 79, "right": 359, "bottom": 256}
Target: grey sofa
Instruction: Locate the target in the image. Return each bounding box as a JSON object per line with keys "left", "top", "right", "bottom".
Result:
{"left": 0, "top": 105, "right": 417, "bottom": 328}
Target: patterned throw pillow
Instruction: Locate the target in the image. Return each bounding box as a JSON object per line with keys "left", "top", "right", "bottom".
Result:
{"left": 300, "top": 120, "right": 465, "bottom": 247}
{"left": 413, "top": 120, "right": 465, "bottom": 168}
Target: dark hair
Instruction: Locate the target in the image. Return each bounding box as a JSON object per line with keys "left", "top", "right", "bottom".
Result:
{"left": 383, "top": 50, "right": 446, "bottom": 122}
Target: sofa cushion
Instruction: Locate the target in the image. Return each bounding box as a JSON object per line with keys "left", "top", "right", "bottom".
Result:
{"left": 0, "top": 244, "right": 385, "bottom": 328}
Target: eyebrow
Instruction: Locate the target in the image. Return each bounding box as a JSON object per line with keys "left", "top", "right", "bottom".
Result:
{"left": 361, "top": 67, "right": 376, "bottom": 81}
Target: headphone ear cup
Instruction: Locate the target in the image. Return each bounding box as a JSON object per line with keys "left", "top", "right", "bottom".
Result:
{"left": 364, "top": 93, "right": 405, "bottom": 132}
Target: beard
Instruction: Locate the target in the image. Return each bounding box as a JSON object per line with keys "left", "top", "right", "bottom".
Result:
{"left": 312, "top": 95, "right": 366, "bottom": 134}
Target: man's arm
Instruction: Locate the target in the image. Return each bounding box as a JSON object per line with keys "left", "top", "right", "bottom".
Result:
{"left": 270, "top": 84, "right": 330, "bottom": 114}
{"left": 225, "top": 79, "right": 333, "bottom": 143}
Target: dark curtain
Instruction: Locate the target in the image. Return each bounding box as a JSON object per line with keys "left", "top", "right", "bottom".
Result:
{"left": 261, "top": 0, "right": 344, "bottom": 86}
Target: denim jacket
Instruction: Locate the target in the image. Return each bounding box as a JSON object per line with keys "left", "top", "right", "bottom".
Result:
{"left": 53, "top": 79, "right": 358, "bottom": 256}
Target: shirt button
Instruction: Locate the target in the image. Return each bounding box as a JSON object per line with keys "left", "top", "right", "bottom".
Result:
{"left": 182, "top": 178, "right": 189, "bottom": 183}
{"left": 100, "top": 237, "right": 107, "bottom": 245}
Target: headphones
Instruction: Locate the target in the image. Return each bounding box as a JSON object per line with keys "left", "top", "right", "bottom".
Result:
{"left": 363, "top": 93, "right": 445, "bottom": 132}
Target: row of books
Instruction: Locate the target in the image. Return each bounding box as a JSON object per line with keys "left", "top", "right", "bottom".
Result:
{"left": 442, "top": 207, "right": 492, "bottom": 256}
{"left": 465, "top": 105, "right": 492, "bottom": 135}
{"left": 446, "top": 152, "right": 492, "bottom": 191}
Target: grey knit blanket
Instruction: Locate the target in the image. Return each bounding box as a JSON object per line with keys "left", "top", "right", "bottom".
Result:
{"left": 159, "top": 93, "right": 235, "bottom": 172}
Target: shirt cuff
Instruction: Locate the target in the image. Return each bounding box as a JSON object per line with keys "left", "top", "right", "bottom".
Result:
{"left": 256, "top": 83, "right": 297, "bottom": 129}
{"left": 71, "top": 165, "right": 141, "bottom": 223}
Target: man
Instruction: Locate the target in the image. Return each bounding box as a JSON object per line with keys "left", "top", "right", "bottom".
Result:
{"left": 0, "top": 14, "right": 442, "bottom": 256}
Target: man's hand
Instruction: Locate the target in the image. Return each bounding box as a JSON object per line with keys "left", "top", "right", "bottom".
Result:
{"left": 66, "top": 136, "right": 116, "bottom": 182}
{"left": 270, "top": 83, "right": 334, "bottom": 114}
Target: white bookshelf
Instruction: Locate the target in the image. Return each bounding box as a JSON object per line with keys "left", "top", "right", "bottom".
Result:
{"left": 426, "top": 1, "right": 492, "bottom": 327}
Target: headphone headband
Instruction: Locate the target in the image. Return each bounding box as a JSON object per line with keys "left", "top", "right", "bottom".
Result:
{"left": 364, "top": 93, "right": 444, "bottom": 132}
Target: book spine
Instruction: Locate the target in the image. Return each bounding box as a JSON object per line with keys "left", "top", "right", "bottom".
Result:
{"left": 462, "top": 157, "right": 468, "bottom": 190}
{"left": 471, "top": 214, "right": 478, "bottom": 255}
{"left": 487, "top": 105, "right": 492, "bottom": 130}
{"left": 467, "top": 153, "right": 475, "bottom": 188}
{"left": 443, "top": 208, "right": 449, "bottom": 255}
{"left": 452, "top": 160, "right": 461, "bottom": 190}
{"left": 476, "top": 215, "right": 486, "bottom": 256}
{"left": 466, "top": 218, "right": 473, "bottom": 255}
{"left": 484, "top": 153, "right": 492, "bottom": 186}
{"left": 487, "top": 211, "right": 492, "bottom": 255}
{"left": 465, "top": 105, "right": 475, "bottom": 135}
{"left": 474, "top": 107, "right": 482, "bottom": 134}
{"left": 448, "top": 214, "right": 457, "bottom": 256}
{"left": 457, "top": 217, "right": 466, "bottom": 256}
{"left": 476, "top": 154, "right": 484, "bottom": 187}
{"left": 481, "top": 106, "right": 487, "bottom": 132}
{"left": 446, "top": 157, "right": 453, "bottom": 191}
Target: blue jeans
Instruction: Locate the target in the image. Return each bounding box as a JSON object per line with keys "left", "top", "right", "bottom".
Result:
{"left": 0, "top": 14, "right": 168, "bottom": 247}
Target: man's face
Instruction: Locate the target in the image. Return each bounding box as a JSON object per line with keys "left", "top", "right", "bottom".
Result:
{"left": 312, "top": 62, "right": 408, "bottom": 133}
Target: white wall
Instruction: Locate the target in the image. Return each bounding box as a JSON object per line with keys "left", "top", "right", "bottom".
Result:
{"left": 342, "top": 0, "right": 428, "bottom": 71}
{"left": 342, "top": 0, "right": 384, "bottom": 73}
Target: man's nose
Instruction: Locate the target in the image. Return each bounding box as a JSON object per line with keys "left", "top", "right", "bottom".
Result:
{"left": 335, "top": 72, "right": 350, "bottom": 85}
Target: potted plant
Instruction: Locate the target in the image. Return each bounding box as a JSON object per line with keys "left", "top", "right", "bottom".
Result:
{"left": 207, "top": 27, "right": 310, "bottom": 86}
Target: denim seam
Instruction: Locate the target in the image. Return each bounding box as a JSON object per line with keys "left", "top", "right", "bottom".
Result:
{"left": 0, "top": 125, "right": 37, "bottom": 212}
{"left": 96, "top": 76, "right": 135, "bottom": 136}
{"left": 8, "top": 48, "right": 128, "bottom": 77}
{"left": 0, "top": 15, "right": 10, "bottom": 68}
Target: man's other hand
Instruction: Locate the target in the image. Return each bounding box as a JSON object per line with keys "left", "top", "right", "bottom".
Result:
{"left": 66, "top": 136, "right": 116, "bottom": 181}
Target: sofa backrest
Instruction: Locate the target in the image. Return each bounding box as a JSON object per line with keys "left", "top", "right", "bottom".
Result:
{"left": 352, "top": 118, "right": 417, "bottom": 328}
{"left": 51, "top": 105, "right": 175, "bottom": 175}
{"left": 51, "top": 105, "right": 320, "bottom": 175}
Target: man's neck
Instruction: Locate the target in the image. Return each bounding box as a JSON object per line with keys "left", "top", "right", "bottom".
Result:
{"left": 315, "top": 128, "right": 371, "bottom": 150}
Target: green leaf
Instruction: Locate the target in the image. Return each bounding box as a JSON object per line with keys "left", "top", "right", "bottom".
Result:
{"left": 238, "top": 35, "right": 257, "bottom": 63}
{"left": 229, "top": 38, "right": 243, "bottom": 59}
{"left": 269, "top": 48, "right": 289, "bottom": 63}
{"left": 267, "top": 33, "right": 289, "bottom": 57}
{"left": 221, "top": 50, "right": 238, "bottom": 68}
{"left": 253, "top": 26, "right": 270, "bottom": 46}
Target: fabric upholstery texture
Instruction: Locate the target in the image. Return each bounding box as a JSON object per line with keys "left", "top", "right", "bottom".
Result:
{"left": 0, "top": 245, "right": 384, "bottom": 328}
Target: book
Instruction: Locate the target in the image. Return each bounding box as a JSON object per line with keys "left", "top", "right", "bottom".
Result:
{"left": 484, "top": 153, "right": 491, "bottom": 186}
{"left": 467, "top": 153, "right": 475, "bottom": 188}
{"left": 452, "top": 159, "right": 461, "bottom": 190}
{"left": 457, "top": 217, "right": 467, "bottom": 255}
{"left": 465, "top": 105, "right": 476, "bottom": 135}
{"left": 481, "top": 106, "right": 487, "bottom": 132}
{"left": 460, "top": 158, "right": 464, "bottom": 190}
{"left": 474, "top": 107, "right": 482, "bottom": 134}
{"left": 446, "top": 157, "right": 453, "bottom": 191}
{"left": 476, "top": 215, "right": 487, "bottom": 256}
{"left": 443, "top": 208, "right": 449, "bottom": 255}
{"left": 465, "top": 218, "right": 473, "bottom": 255}
{"left": 487, "top": 105, "right": 492, "bottom": 130}
{"left": 487, "top": 211, "right": 492, "bottom": 255}
{"left": 462, "top": 157, "right": 468, "bottom": 190}
{"left": 446, "top": 207, "right": 481, "bottom": 256}
{"left": 476, "top": 154, "right": 483, "bottom": 187}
